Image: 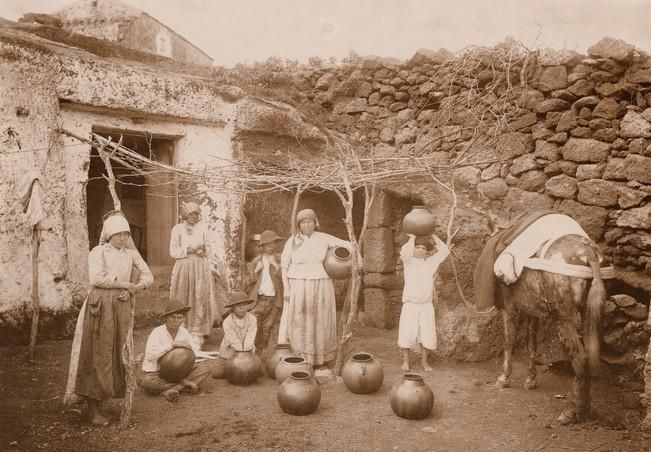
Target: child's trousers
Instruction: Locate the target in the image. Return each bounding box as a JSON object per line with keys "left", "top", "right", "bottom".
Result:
{"left": 140, "top": 361, "right": 211, "bottom": 394}
{"left": 252, "top": 295, "right": 280, "bottom": 350}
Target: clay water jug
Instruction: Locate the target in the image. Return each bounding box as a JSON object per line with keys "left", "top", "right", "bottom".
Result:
{"left": 275, "top": 356, "right": 312, "bottom": 384}
{"left": 324, "top": 246, "right": 352, "bottom": 279}
{"left": 159, "top": 347, "right": 195, "bottom": 383}
{"left": 402, "top": 206, "right": 436, "bottom": 236}
{"left": 342, "top": 352, "right": 384, "bottom": 394}
{"left": 277, "top": 371, "right": 321, "bottom": 415}
{"left": 390, "top": 373, "right": 434, "bottom": 420}
{"left": 266, "top": 343, "right": 293, "bottom": 378}
{"left": 225, "top": 350, "right": 262, "bottom": 385}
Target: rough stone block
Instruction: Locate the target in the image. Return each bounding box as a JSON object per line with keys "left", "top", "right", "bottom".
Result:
{"left": 577, "top": 179, "right": 621, "bottom": 207}
{"left": 558, "top": 199, "right": 608, "bottom": 240}
{"left": 575, "top": 163, "right": 604, "bottom": 181}
{"left": 363, "top": 272, "right": 399, "bottom": 289}
{"left": 363, "top": 227, "right": 395, "bottom": 273}
{"left": 592, "top": 98, "right": 625, "bottom": 119}
{"left": 510, "top": 154, "right": 539, "bottom": 175}
{"left": 538, "top": 65, "right": 568, "bottom": 91}
{"left": 517, "top": 170, "right": 549, "bottom": 192}
{"left": 588, "top": 37, "right": 635, "bottom": 62}
{"left": 534, "top": 140, "right": 560, "bottom": 161}
{"left": 367, "top": 191, "right": 393, "bottom": 228}
{"left": 363, "top": 288, "right": 393, "bottom": 329}
{"left": 504, "top": 188, "right": 553, "bottom": 212}
{"left": 562, "top": 138, "right": 611, "bottom": 162}
{"left": 545, "top": 174, "right": 577, "bottom": 198}
{"left": 478, "top": 178, "right": 509, "bottom": 200}
{"left": 621, "top": 110, "right": 651, "bottom": 139}
{"left": 616, "top": 205, "right": 651, "bottom": 229}
{"left": 495, "top": 132, "right": 534, "bottom": 159}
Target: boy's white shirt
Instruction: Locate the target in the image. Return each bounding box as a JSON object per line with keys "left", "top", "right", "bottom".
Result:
{"left": 400, "top": 235, "right": 450, "bottom": 304}
{"left": 142, "top": 324, "right": 198, "bottom": 372}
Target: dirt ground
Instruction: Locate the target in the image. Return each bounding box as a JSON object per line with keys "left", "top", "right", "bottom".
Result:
{"left": 1, "top": 322, "right": 650, "bottom": 452}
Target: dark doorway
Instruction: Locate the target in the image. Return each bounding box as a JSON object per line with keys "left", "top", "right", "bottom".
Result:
{"left": 86, "top": 129, "right": 178, "bottom": 267}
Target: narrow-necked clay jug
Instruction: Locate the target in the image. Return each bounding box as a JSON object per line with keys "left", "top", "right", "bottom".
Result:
{"left": 324, "top": 246, "right": 352, "bottom": 279}
{"left": 402, "top": 206, "right": 436, "bottom": 236}
{"left": 342, "top": 352, "right": 384, "bottom": 394}
{"left": 390, "top": 373, "right": 434, "bottom": 420}
{"left": 266, "top": 343, "right": 293, "bottom": 378}
{"left": 159, "top": 347, "right": 195, "bottom": 383}
{"left": 275, "top": 356, "right": 312, "bottom": 384}
{"left": 225, "top": 350, "right": 262, "bottom": 386}
{"left": 277, "top": 371, "right": 321, "bottom": 415}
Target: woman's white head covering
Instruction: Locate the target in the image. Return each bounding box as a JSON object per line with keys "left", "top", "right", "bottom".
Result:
{"left": 181, "top": 202, "right": 201, "bottom": 220}
{"left": 103, "top": 215, "right": 130, "bottom": 239}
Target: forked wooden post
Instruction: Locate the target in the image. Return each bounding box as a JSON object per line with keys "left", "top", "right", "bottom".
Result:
{"left": 95, "top": 136, "right": 136, "bottom": 428}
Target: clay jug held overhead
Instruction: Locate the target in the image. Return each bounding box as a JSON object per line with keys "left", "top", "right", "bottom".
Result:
{"left": 323, "top": 246, "right": 352, "bottom": 279}
{"left": 402, "top": 206, "right": 436, "bottom": 236}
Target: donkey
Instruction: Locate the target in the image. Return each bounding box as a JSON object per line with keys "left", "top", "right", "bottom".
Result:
{"left": 494, "top": 233, "right": 607, "bottom": 425}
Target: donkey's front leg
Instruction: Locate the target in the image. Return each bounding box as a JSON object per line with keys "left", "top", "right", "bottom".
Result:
{"left": 524, "top": 316, "right": 538, "bottom": 390}
{"left": 496, "top": 309, "right": 517, "bottom": 389}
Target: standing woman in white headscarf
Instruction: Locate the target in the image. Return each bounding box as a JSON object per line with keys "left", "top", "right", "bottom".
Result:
{"left": 169, "top": 202, "right": 219, "bottom": 350}
{"left": 280, "top": 208, "right": 350, "bottom": 369}
{"left": 66, "top": 214, "right": 153, "bottom": 426}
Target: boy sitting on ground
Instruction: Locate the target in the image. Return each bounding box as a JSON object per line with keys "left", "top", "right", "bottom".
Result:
{"left": 140, "top": 300, "right": 212, "bottom": 401}
{"left": 212, "top": 291, "right": 258, "bottom": 378}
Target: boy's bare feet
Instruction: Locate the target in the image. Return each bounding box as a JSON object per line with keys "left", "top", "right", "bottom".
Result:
{"left": 161, "top": 388, "right": 180, "bottom": 402}
{"left": 180, "top": 380, "right": 199, "bottom": 394}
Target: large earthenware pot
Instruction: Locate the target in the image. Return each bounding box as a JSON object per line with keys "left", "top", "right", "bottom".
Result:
{"left": 266, "top": 343, "right": 293, "bottom": 378}
{"left": 402, "top": 206, "right": 436, "bottom": 236}
{"left": 225, "top": 350, "right": 262, "bottom": 385}
{"left": 277, "top": 371, "right": 321, "bottom": 415}
{"left": 390, "top": 373, "right": 434, "bottom": 420}
{"left": 324, "top": 246, "right": 352, "bottom": 279}
{"left": 342, "top": 352, "right": 384, "bottom": 394}
{"left": 159, "top": 347, "right": 195, "bottom": 383}
{"left": 275, "top": 356, "right": 312, "bottom": 384}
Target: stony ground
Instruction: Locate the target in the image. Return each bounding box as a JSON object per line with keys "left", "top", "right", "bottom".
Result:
{"left": 1, "top": 323, "right": 650, "bottom": 452}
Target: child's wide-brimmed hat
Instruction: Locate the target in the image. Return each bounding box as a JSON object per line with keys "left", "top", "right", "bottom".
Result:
{"left": 160, "top": 299, "right": 191, "bottom": 318}
{"left": 414, "top": 236, "right": 434, "bottom": 251}
{"left": 258, "top": 230, "right": 282, "bottom": 246}
{"left": 223, "top": 291, "right": 257, "bottom": 309}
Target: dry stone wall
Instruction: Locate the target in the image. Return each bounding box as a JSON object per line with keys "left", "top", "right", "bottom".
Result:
{"left": 262, "top": 37, "right": 651, "bottom": 361}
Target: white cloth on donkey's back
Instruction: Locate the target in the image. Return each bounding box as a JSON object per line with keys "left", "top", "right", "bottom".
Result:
{"left": 493, "top": 214, "right": 587, "bottom": 285}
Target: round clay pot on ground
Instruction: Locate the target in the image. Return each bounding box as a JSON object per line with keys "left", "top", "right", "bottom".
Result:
{"left": 277, "top": 371, "right": 321, "bottom": 415}
{"left": 275, "top": 356, "right": 312, "bottom": 384}
{"left": 324, "top": 246, "right": 352, "bottom": 279}
{"left": 225, "top": 350, "right": 262, "bottom": 385}
{"left": 159, "top": 347, "right": 195, "bottom": 383}
{"left": 402, "top": 206, "right": 436, "bottom": 236}
{"left": 266, "top": 343, "right": 293, "bottom": 378}
{"left": 342, "top": 352, "right": 384, "bottom": 394}
{"left": 390, "top": 373, "right": 434, "bottom": 420}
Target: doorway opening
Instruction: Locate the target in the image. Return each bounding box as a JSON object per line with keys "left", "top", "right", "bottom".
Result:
{"left": 86, "top": 128, "right": 178, "bottom": 267}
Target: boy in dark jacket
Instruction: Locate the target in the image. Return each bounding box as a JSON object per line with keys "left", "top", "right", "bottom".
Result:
{"left": 246, "top": 230, "right": 284, "bottom": 351}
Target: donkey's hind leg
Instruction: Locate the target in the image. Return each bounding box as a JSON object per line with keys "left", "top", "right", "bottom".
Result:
{"left": 556, "top": 318, "right": 590, "bottom": 425}
{"left": 524, "top": 316, "right": 539, "bottom": 390}
{"left": 496, "top": 307, "right": 518, "bottom": 389}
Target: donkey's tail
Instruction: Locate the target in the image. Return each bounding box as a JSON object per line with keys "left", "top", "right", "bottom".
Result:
{"left": 585, "top": 259, "right": 605, "bottom": 374}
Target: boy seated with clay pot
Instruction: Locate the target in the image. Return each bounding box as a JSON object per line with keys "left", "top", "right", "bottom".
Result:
{"left": 211, "top": 291, "right": 258, "bottom": 378}
{"left": 140, "top": 300, "right": 212, "bottom": 401}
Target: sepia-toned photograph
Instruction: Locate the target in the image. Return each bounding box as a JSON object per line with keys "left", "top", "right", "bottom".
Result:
{"left": 1, "top": 1, "right": 650, "bottom": 450}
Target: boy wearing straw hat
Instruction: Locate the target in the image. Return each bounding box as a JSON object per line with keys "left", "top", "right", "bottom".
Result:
{"left": 246, "top": 230, "right": 284, "bottom": 351}
{"left": 140, "top": 300, "right": 212, "bottom": 402}
{"left": 212, "top": 291, "right": 258, "bottom": 378}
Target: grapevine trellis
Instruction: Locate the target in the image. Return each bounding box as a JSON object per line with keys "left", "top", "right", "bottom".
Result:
{"left": 56, "top": 40, "right": 539, "bottom": 425}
